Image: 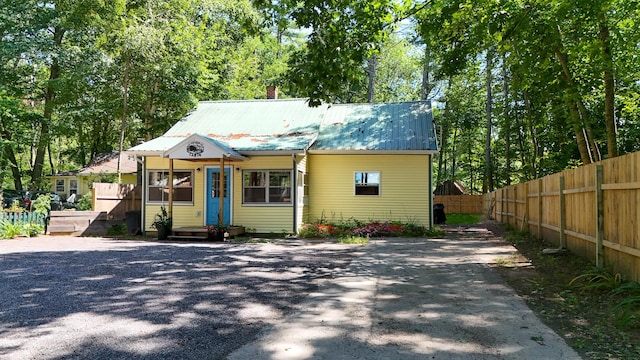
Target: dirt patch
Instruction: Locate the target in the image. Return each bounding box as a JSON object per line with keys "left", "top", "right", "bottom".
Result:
{"left": 478, "top": 222, "right": 640, "bottom": 360}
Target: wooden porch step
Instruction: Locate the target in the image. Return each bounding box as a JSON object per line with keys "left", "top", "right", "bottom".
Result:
{"left": 172, "top": 227, "right": 208, "bottom": 235}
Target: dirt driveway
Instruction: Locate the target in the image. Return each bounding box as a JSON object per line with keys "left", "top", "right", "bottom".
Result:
{"left": 0, "top": 228, "right": 580, "bottom": 359}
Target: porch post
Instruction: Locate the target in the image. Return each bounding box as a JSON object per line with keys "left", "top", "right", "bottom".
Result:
{"left": 168, "top": 158, "right": 174, "bottom": 219}
{"left": 218, "top": 156, "right": 225, "bottom": 224}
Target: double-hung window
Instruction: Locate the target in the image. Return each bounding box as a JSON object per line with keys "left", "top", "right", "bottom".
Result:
{"left": 355, "top": 171, "right": 380, "bottom": 196}
{"left": 147, "top": 170, "right": 194, "bottom": 204}
{"left": 55, "top": 179, "right": 65, "bottom": 193}
{"left": 69, "top": 179, "right": 78, "bottom": 195}
{"left": 243, "top": 170, "right": 292, "bottom": 205}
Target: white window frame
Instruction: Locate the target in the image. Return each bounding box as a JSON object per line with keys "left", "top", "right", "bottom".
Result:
{"left": 146, "top": 170, "right": 194, "bottom": 205}
{"left": 69, "top": 179, "right": 78, "bottom": 195}
{"left": 55, "top": 179, "right": 65, "bottom": 193}
{"left": 242, "top": 169, "right": 293, "bottom": 206}
{"left": 354, "top": 171, "right": 381, "bottom": 196}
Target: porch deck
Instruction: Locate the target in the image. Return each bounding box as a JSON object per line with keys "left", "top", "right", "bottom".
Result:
{"left": 167, "top": 226, "right": 245, "bottom": 241}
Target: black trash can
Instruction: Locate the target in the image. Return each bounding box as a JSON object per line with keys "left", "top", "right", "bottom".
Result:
{"left": 433, "top": 203, "right": 446, "bottom": 225}
{"left": 125, "top": 210, "right": 142, "bottom": 235}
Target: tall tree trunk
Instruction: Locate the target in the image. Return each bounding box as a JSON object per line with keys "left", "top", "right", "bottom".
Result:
{"left": 32, "top": 26, "right": 65, "bottom": 188}
{"left": 118, "top": 52, "right": 131, "bottom": 183}
{"left": 599, "top": 19, "right": 617, "bottom": 158}
{"left": 555, "top": 45, "right": 600, "bottom": 163}
{"left": 484, "top": 49, "right": 494, "bottom": 192}
{"left": 366, "top": 54, "right": 376, "bottom": 103}
{"left": 522, "top": 90, "right": 540, "bottom": 178}
{"left": 421, "top": 45, "right": 431, "bottom": 101}
{"left": 503, "top": 55, "right": 511, "bottom": 186}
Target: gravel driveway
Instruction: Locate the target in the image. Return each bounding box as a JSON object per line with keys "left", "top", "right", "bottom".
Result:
{"left": 0, "top": 229, "right": 580, "bottom": 359}
{"left": 0, "top": 237, "right": 356, "bottom": 359}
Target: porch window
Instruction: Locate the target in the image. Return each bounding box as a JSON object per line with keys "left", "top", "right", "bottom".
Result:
{"left": 243, "top": 170, "right": 292, "bottom": 204}
{"left": 147, "top": 170, "right": 194, "bottom": 204}
{"left": 355, "top": 171, "right": 380, "bottom": 196}
{"left": 55, "top": 179, "right": 65, "bottom": 193}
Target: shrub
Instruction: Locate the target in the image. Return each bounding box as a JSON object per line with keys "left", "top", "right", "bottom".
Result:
{"left": 298, "top": 219, "right": 433, "bottom": 239}
{"left": 0, "top": 220, "right": 24, "bottom": 239}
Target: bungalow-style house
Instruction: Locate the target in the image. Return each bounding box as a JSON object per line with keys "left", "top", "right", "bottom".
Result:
{"left": 48, "top": 152, "right": 138, "bottom": 201}
{"left": 126, "top": 98, "right": 438, "bottom": 234}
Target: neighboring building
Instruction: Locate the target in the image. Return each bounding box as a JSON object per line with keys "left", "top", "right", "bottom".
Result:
{"left": 48, "top": 152, "right": 138, "bottom": 200}
{"left": 433, "top": 180, "right": 468, "bottom": 195}
{"left": 127, "top": 99, "right": 438, "bottom": 234}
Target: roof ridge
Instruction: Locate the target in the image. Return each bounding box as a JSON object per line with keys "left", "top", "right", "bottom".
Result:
{"left": 198, "top": 98, "right": 311, "bottom": 104}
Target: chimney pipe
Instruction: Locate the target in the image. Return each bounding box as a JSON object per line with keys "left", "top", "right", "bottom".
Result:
{"left": 266, "top": 86, "right": 278, "bottom": 100}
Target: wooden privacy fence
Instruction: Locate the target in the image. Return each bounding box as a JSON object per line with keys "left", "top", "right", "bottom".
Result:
{"left": 433, "top": 195, "right": 484, "bottom": 214}
{"left": 92, "top": 183, "right": 141, "bottom": 220}
{"left": 485, "top": 151, "right": 640, "bottom": 282}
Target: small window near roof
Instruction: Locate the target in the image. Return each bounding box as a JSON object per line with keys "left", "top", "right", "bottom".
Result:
{"left": 355, "top": 171, "right": 380, "bottom": 196}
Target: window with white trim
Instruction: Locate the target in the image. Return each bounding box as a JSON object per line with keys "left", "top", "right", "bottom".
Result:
{"left": 355, "top": 171, "right": 380, "bottom": 196}
{"left": 243, "top": 170, "right": 292, "bottom": 204}
{"left": 147, "top": 170, "right": 194, "bottom": 204}
{"left": 55, "top": 179, "right": 65, "bottom": 193}
{"left": 69, "top": 179, "right": 78, "bottom": 195}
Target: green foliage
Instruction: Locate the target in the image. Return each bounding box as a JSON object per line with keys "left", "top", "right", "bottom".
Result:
{"left": 22, "top": 223, "right": 44, "bottom": 237}
{"left": 3, "top": 200, "right": 24, "bottom": 213}
{"left": 337, "top": 236, "right": 369, "bottom": 245}
{"left": 0, "top": 220, "right": 24, "bottom": 239}
{"left": 298, "top": 219, "right": 433, "bottom": 239}
{"left": 445, "top": 213, "right": 482, "bottom": 225}
{"left": 151, "top": 206, "right": 172, "bottom": 229}
{"left": 569, "top": 267, "right": 624, "bottom": 293}
{"left": 75, "top": 193, "right": 92, "bottom": 211}
{"left": 612, "top": 282, "right": 640, "bottom": 328}
{"left": 107, "top": 223, "right": 127, "bottom": 236}
{"left": 32, "top": 194, "right": 51, "bottom": 215}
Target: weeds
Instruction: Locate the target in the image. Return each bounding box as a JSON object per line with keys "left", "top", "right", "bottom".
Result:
{"left": 569, "top": 267, "right": 623, "bottom": 293}
{"left": 337, "top": 236, "right": 369, "bottom": 245}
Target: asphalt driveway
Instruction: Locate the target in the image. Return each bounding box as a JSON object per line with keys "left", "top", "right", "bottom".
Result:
{"left": 0, "top": 237, "right": 356, "bottom": 359}
{"left": 0, "top": 228, "right": 580, "bottom": 359}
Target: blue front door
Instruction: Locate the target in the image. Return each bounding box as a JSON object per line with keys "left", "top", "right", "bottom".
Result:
{"left": 206, "top": 167, "right": 230, "bottom": 225}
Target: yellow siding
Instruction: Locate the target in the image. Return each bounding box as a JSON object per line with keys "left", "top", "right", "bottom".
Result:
{"left": 143, "top": 156, "right": 296, "bottom": 234}
{"left": 233, "top": 156, "right": 295, "bottom": 233}
{"left": 307, "top": 154, "right": 431, "bottom": 227}
{"left": 144, "top": 158, "right": 207, "bottom": 231}
{"left": 50, "top": 174, "right": 137, "bottom": 199}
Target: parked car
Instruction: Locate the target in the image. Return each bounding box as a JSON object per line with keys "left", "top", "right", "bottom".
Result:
{"left": 2, "top": 190, "right": 27, "bottom": 209}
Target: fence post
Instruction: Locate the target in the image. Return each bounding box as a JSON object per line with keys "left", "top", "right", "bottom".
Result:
{"left": 538, "top": 178, "right": 543, "bottom": 239}
{"left": 596, "top": 165, "right": 604, "bottom": 268}
{"left": 523, "top": 182, "right": 529, "bottom": 231}
{"left": 560, "top": 176, "right": 567, "bottom": 249}
{"left": 513, "top": 186, "right": 516, "bottom": 227}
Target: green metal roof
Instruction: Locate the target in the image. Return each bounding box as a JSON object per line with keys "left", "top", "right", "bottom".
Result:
{"left": 311, "top": 101, "right": 436, "bottom": 151}
{"left": 128, "top": 99, "right": 437, "bottom": 156}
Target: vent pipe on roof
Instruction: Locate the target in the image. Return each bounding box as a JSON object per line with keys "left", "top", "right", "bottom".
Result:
{"left": 267, "top": 86, "right": 278, "bottom": 99}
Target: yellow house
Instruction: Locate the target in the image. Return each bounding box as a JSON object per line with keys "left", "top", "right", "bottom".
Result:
{"left": 48, "top": 152, "right": 138, "bottom": 201}
{"left": 127, "top": 99, "right": 438, "bottom": 234}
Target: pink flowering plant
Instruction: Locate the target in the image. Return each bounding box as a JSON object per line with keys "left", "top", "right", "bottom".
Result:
{"left": 207, "top": 224, "right": 229, "bottom": 234}
{"left": 298, "top": 219, "right": 430, "bottom": 239}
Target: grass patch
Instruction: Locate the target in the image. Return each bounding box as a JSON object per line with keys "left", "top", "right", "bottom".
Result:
{"left": 445, "top": 213, "right": 482, "bottom": 225}
{"left": 337, "top": 236, "right": 369, "bottom": 244}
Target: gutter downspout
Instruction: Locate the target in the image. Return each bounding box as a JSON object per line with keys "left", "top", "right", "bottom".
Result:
{"left": 292, "top": 154, "right": 297, "bottom": 234}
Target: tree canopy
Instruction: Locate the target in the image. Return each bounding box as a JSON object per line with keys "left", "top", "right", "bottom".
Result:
{"left": 1, "top": 0, "right": 638, "bottom": 193}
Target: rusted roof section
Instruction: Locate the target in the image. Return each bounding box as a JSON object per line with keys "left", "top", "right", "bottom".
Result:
{"left": 163, "top": 99, "right": 328, "bottom": 151}
{"left": 311, "top": 101, "right": 437, "bottom": 151}
{"left": 128, "top": 99, "right": 438, "bottom": 155}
